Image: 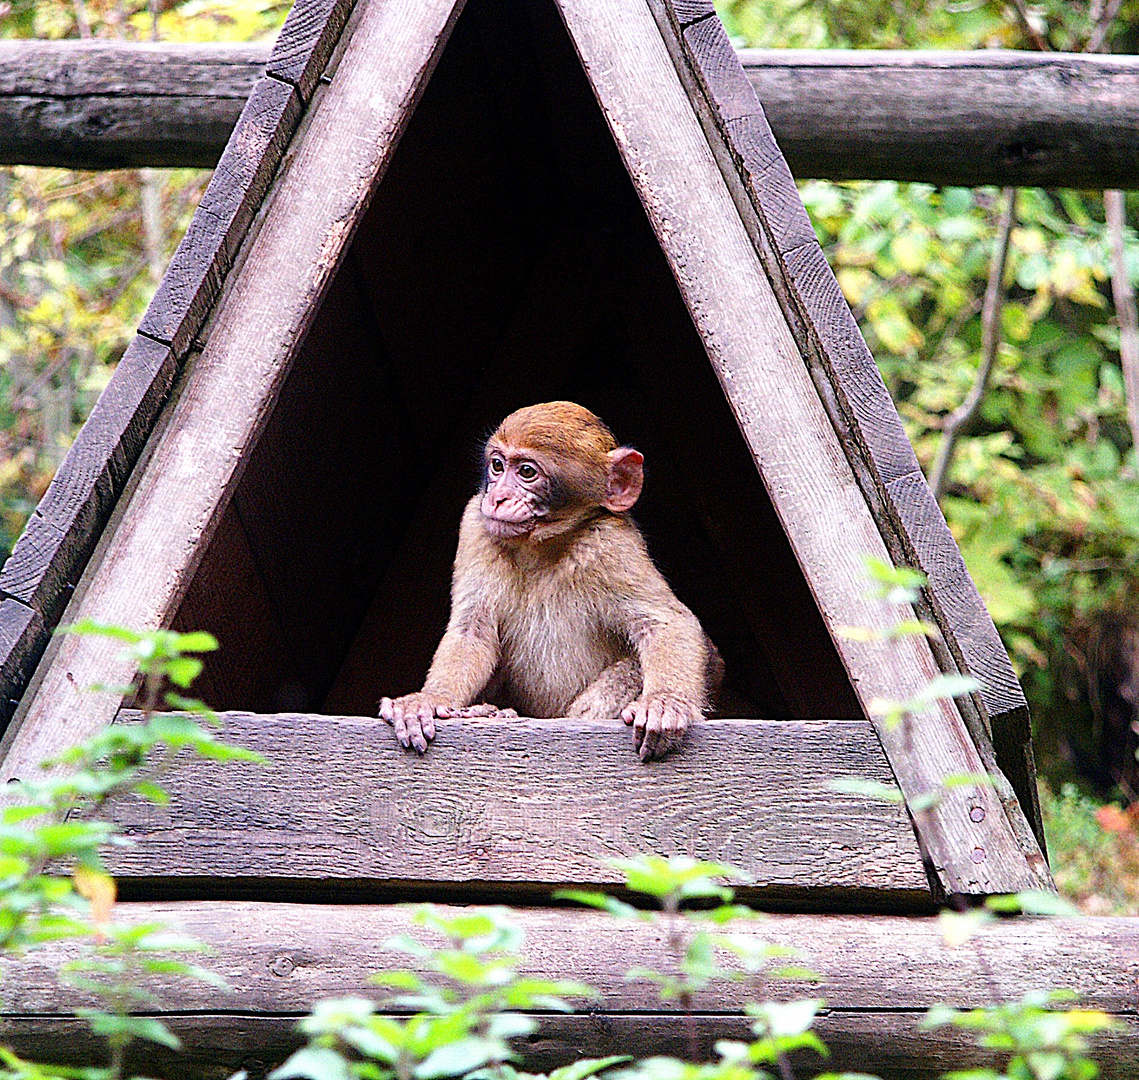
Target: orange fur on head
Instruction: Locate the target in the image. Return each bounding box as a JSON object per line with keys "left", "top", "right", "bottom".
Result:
{"left": 495, "top": 402, "right": 617, "bottom": 467}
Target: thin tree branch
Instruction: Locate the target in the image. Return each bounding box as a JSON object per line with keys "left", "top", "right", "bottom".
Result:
{"left": 929, "top": 188, "right": 1017, "bottom": 500}
{"left": 1007, "top": 0, "right": 1050, "bottom": 50}
{"left": 1087, "top": 0, "right": 1125, "bottom": 52}
{"left": 1106, "top": 190, "right": 1139, "bottom": 458}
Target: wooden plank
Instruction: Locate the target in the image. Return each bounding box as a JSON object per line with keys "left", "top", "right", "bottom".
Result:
{"left": 885, "top": 470, "right": 1040, "bottom": 835}
{"left": 101, "top": 713, "right": 929, "bottom": 900}
{"left": 668, "top": 0, "right": 714, "bottom": 25}
{"left": 0, "top": 39, "right": 264, "bottom": 170}
{"left": 0, "top": 0, "right": 467, "bottom": 785}
{"left": 138, "top": 74, "right": 302, "bottom": 358}
{"left": 4, "top": 904, "right": 1137, "bottom": 1078}
{"left": 266, "top": 0, "right": 357, "bottom": 101}
{"left": 4, "top": 1013, "right": 1137, "bottom": 1080}
{"left": 0, "top": 599, "right": 45, "bottom": 729}
{"left": 558, "top": 0, "right": 1047, "bottom": 898}
{"left": 5, "top": 1012, "right": 1136, "bottom": 1080}
{"left": 0, "top": 335, "right": 175, "bottom": 626}
{"left": 660, "top": 6, "right": 1045, "bottom": 852}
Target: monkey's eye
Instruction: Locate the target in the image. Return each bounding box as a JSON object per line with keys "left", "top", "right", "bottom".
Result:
{"left": 518, "top": 463, "right": 539, "bottom": 481}
{"left": 489, "top": 457, "right": 504, "bottom": 475}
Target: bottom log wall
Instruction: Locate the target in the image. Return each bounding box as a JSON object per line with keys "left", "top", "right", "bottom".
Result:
{"left": 2, "top": 903, "right": 1136, "bottom": 1079}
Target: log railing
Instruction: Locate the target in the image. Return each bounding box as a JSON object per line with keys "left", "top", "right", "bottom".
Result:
{"left": 0, "top": 40, "right": 1137, "bottom": 187}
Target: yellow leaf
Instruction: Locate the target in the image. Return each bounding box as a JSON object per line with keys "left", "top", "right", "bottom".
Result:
{"left": 74, "top": 866, "right": 116, "bottom": 925}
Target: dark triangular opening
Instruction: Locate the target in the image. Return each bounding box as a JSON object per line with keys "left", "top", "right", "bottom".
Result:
{"left": 171, "top": 0, "right": 861, "bottom": 721}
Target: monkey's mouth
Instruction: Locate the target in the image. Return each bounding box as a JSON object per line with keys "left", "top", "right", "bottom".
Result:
{"left": 482, "top": 514, "right": 538, "bottom": 539}
{"left": 480, "top": 493, "right": 544, "bottom": 539}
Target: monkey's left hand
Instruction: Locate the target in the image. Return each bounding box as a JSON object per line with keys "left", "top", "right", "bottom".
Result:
{"left": 621, "top": 692, "right": 699, "bottom": 761}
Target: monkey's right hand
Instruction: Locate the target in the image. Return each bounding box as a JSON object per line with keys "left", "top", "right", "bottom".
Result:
{"left": 379, "top": 693, "right": 448, "bottom": 753}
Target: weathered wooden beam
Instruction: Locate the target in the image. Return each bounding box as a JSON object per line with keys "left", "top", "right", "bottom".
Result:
{"left": 3, "top": 902, "right": 1137, "bottom": 1079}
{"left": 0, "top": 40, "right": 268, "bottom": 170}
{"left": 0, "top": 39, "right": 1137, "bottom": 188}
{"left": 90, "top": 712, "right": 931, "bottom": 907}
{"left": 742, "top": 47, "right": 1139, "bottom": 190}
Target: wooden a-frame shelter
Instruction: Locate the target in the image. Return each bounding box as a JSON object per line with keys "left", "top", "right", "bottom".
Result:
{"left": 3, "top": 0, "right": 1123, "bottom": 1075}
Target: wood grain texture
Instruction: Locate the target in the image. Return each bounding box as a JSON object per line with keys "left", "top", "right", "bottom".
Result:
{"left": 0, "top": 599, "right": 44, "bottom": 729}
{"left": 266, "top": 0, "right": 356, "bottom": 100}
{"left": 3, "top": 1013, "right": 1136, "bottom": 1080}
{"left": 743, "top": 47, "right": 1139, "bottom": 190}
{"left": 658, "top": 0, "right": 1045, "bottom": 857}
{"left": 556, "top": 0, "right": 1045, "bottom": 898}
{"left": 0, "top": 39, "right": 264, "bottom": 170}
{"left": 0, "top": 0, "right": 466, "bottom": 784}
{"left": 668, "top": 0, "right": 714, "bottom": 27}
{"left": 0, "top": 335, "right": 175, "bottom": 625}
{"left": 138, "top": 74, "right": 302, "bottom": 357}
{"left": 5, "top": 903, "right": 1137, "bottom": 1078}
{"left": 4, "top": 41, "right": 1138, "bottom": 188}
{"left": 101, "top": 712, "right": 929, "bottom": 898}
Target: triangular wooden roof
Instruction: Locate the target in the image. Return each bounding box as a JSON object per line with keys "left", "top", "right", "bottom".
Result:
{"left": 0, "top": 0, "right": 1048, "bottom": 904}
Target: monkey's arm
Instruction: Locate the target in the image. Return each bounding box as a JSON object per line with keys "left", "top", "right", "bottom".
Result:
{"left": 605, "top": 535, "right": 710, "bottom": 761}
{"left": 379, "top": 606, "right": 500, "bottom": 751}
{"left": 380, "top": 505, "right": 503, "bottom": 751}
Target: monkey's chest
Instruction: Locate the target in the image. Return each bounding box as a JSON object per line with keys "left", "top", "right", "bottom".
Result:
{"left": 496, "top": 595, "right": 625, "bottom": 717}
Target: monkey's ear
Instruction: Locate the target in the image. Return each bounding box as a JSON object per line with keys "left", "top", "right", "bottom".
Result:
{"left": 604, "top": 447, "right": 644, "bottom": 513}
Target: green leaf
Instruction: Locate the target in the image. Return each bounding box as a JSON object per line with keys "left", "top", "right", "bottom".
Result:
{"left": 77, "top": 1010, "right": 181, "bottom": 1050}
{"left": 984, "top": 891, "right": 1080, "bottom": 917}
{"left": 414, "top": 1037, "right": 501, "bottom": 1079}
{"left": 553, "top": 890, "right": 638, "bottom": 918}
{"left": 173, "top": 630, "right": 219, "bottom": 653}
{"left": 269, "top": 1047, "right": 354, "bottom": 1080}
{"left": 827, "top": 778, "right": 903, "bottom": 803}
{"left": 548, "top": 1058, "right": 632, "bottom": 1080}
{"left": 164, "top": 656, "right": 203, "bottom": 688}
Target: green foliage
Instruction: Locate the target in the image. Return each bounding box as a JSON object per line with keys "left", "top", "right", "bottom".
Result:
{"left": 925, "top": 992, "right": 1115, "bottom": 1080}
{"left": 270, "top": 908, "right": 598, "bottom": 1080}
{"left": 1040, "top": 783, "right": 1139, "bottom": 914}
{"left": 0, "top": 622, "right": 260, "bottom": 1080}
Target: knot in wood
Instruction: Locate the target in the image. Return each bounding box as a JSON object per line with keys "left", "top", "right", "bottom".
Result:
{"left": 269, "top": 954, "right": 296, "bottom": 977}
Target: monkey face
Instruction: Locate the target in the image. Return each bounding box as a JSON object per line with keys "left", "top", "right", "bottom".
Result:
{"left": 480, "top": 446, "right": 552, "bottom": 540}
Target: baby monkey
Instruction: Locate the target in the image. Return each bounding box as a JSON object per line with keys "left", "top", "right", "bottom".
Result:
{"left": 380, "top": 401, "right": 721, "bottom": 761}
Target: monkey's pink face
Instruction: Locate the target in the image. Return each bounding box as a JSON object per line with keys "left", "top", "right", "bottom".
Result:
{"left": 481, "top": 446, "right": 551, "bottom": 540}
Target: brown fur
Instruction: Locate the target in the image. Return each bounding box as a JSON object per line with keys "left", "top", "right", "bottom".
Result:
{"left": 379, "top": 402, "right": 720, "bottom": 760}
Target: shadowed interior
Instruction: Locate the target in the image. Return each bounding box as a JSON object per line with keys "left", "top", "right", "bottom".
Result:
{"left": 171, "top": 0, "right": 862, "bottom": 722}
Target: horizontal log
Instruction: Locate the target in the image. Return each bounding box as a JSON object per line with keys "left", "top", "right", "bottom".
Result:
{"left": 3, "top": 902, "right": 1136, "bottom": 1079}
{"left": 0, "top": 40, "right": 268, "bottom": 170}
{"left": 0, "top": 41, "right": 1137, "bottom": 187}
{"left": 93, "top": 712, "right": 931, "bottom": 907}
{"left": 740, "top": 48, "right": 1139, "bottom": 190}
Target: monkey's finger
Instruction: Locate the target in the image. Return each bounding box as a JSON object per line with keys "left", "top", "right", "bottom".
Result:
{"left": 621, "top": 704, "right": 636, "bottom": 726}
{"left": 629, "top": 703, "right": 647, "bottom": 750}
{"left": 407, "top": 708, "right": 431, "bottom": 753}
{"left": 639, "top": 700, "right": 665, "bottom": 761}
{"left": 661, "top": 708, "right": 688, "bottom": 757}
{"left": 379, "top": 697, "right": 394, "bottom": 723}
{"left": 392, "top": 709, "right": 411, "bottom": 748}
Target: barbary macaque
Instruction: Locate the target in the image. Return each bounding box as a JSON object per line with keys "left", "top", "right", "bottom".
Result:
{"left": 380, "top": 402, "right": 722, "bottom": 760}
